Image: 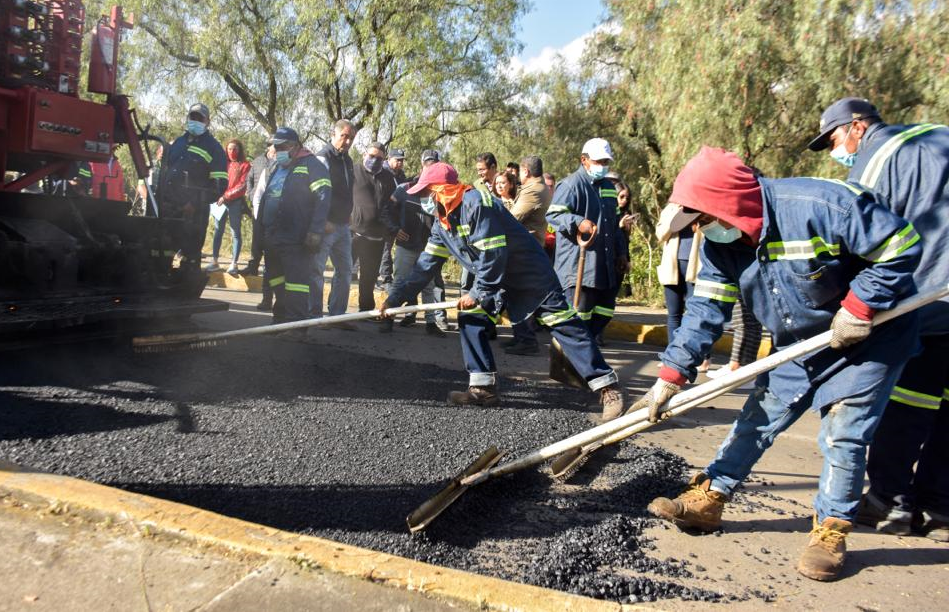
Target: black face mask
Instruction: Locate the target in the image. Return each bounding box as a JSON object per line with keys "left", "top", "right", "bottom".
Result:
{"left": 364, "top": 157, "right": 383, "bottom": 174}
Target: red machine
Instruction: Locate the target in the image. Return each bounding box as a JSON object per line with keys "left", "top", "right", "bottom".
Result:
{"left": 0, "top": 1, "right": 223, "bottom": 339}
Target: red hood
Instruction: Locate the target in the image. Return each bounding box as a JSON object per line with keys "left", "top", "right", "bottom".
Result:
{"left": 669, "top": 146, "right": 763, "bottom": 243}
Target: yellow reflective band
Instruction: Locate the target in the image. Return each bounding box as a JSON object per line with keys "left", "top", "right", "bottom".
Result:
{"left": 694, "top": 279, "right": 739, "bottom": 303}
{"left": 538, "top": 307, "right": 578, "bottom": 327}
{"left": 943, "top": 388, "right": 949, "bottom": 402}
{"left": 187, "top": 146, "right": 212, "bottom": 163}
{"left": 546, "top": 224, "right": 554, "bottom": 233}
{"left": 473, "top": 235, "right": 507, "bottom": 251}
{"left": 765, "top": 236, "right": 840, "bottom": 261}
{"left": 457, "top": 224, "right": 471, "bottom": 237}
{"left": 576, "top": 309, "right": 594, "bottom": 321}
{"left": 890, "top": 386, "right": 942, "bottom": 410}
{"left": 859, "top": 124, "right": 947, "bottom": 188}
{"left": 209, "top": 171, "right": 229, "bottom": 179}
{"left": 864, "top": 223, "right": 920, "bottom": 263}
{"left": 460, "top": 307, "right": 498, "bottom": 324}
{"left": 269, "top": 275, "right": 286, "bottom": 287}
{"left": 309, "top": 178, "right": 331, "bottom": 192}
{"left": 593, "top": 306, "right": 615, "bottom": 318}
{"left": 285, "top": 282, "right": 310, "bottom": 294}
{"left": 293, "top": 166, "right": 309, "bottom": 174}
{"left": 78, "top": 168, "right": 92, "bottom": 177}
{"left": 479, "top": 190, "right": 493, "bottom": 207}
{"left": 424, "top": 243, "right": 450, "bottom": 258}
{"left": 810, "top": 177, "right": 864, "bottom": 195}
{"left": 599, "top": 188, "right": 618, "bottom": 199}
{"left": 548, "top": 204, "right": 570, "bottom": 214}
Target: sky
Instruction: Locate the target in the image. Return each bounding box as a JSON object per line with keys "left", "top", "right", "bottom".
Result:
{"left": 513, "top": 0, "right": 608, "bottom": 73}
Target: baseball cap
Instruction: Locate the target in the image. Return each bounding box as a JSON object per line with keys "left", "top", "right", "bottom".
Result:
{"left": 421, "top": 149, "right": 440, "bottom": 163}
{"left": 807, "top": 97, "right": 879, "bottom": 151}
{"left": 406, "top": 162, "right": 458, "bottom": 194}
{"left": 669, "top": 206, "right": 701, "bottom": 233}
{"left": 389, "top": 148, "right": 405, "bottom": 160}
{"left": 268, "top": 127, "right": 300, "bottom": 145}
{"left": 581, "top": 138, "right": 614, "bottom": 162}
{"left": 188, "top": 103, "right": 210, "bottom": 120}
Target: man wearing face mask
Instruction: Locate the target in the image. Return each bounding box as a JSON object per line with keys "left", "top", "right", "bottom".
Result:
{"left": 809, "top": 98, "right": 949, "bottom": 542}
{"left": 258, "top": 127, "right": 331, "bottom": 326}
{"left": 642, "top": 146, "right": 921, "bottom": 582}
{"left": 380, "top": 162, "right": 624, "bottom": 417}
{"left": 161, "top": 103, "right": 228, "bottom": 274}
{"left": 547, "top": 138, "right": 629, "bottom": 390}
{"left": 350, "top": 142, "right": 399, "bottom": 314}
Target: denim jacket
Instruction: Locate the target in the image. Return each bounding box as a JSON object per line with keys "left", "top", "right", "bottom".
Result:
{"left": 661, "top": 177, "right": 921, "bottom": 409}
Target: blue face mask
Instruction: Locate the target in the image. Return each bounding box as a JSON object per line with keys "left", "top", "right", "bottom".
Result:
{"left": 186, "top": 120, "right": 206, "bottom": 137}
{"left": 274, "top": 150, "right": 291, "bottom": 166}
{"left": 701, "top": 221, "right": 742, "bottom": 243}
{"left": 829, "top": 125, "right": 857, "bottom": 167}
{"left": 420, "top": 195, "right": 437, "bottom": 216}
{"left": 586, "top": 163, "right": 609, "bottom": 181}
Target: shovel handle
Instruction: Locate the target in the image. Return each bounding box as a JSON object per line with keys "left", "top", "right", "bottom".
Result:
{"left": 573, "top": 231, "right": 594, "bottom": 308}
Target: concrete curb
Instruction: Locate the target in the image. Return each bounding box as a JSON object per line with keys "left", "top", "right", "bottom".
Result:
{"left": 602, "top": 319, "right": 773, "bottom": 360}
{"left": 0, "top": 462, "right": 649, "bottom": 612}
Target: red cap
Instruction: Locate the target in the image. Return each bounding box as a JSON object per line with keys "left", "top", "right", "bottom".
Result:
{"left": 407, "top": 162, "right": 459, "bottom": 194}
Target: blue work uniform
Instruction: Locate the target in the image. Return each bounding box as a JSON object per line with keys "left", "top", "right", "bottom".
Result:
{"left": 848, "top": 122, "right": 949, "bottom": 516}
{"left": 162, "top": 130, "right": 229, "bottom": 265}
{"left": 388, "top": 187, "right": 617, "bottom": 390}
{"left": 547, "top": 166, "right": 628, "bottom": 336}
{"left": 259, "top": 152, "right": 332, "bottom": 323}
{"left": 662, "top": 177, "right": 921, "bottom": 522}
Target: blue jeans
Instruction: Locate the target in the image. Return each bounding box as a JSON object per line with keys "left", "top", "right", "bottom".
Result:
{"left": 705, "top": 363, "right": 903, "bottom": 522}
{"left": 663, "top": 259, "right": 694, "bottom": 339}
{"left": 309, "top": 223, "right": 352, "bottom": 317}
{"left": 211, "top": 200, "right": 243, "bottom": 263}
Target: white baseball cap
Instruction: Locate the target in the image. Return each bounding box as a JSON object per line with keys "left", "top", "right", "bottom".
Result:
{"left": 581, "top": 138, "right": 614, "bottom": 162}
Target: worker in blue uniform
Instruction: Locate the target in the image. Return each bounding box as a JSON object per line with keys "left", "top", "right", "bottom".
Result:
{"left": 642, "top": 147, "right": 921, "bottom": 582}
{"left": 809, "top": 97, "right": 949, "bottom": 542}
{"left": 381, "top": 162, "right": 624, "bottom": 419}
{"left": 546, "top": 138, "right": 628, "bottom": 338}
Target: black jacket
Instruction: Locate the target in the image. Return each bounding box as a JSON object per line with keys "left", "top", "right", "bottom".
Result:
{"left": 391, "top": 181, "right": 432, "bottom": 253}
{"left": 316, "top": 143, "right": 355, "bottom": 225}
{"left": 350, "top": 163, "right": 398, "bottom": 239}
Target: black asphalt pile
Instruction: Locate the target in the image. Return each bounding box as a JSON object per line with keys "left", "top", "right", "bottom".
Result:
{"left": 1, "top": 338, "right": 727, "bottom": 604}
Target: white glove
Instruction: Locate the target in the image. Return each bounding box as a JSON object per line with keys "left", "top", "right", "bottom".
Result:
{"left": 830, "top": 307, "right": 872, "bottom": 349}
{"left": 632, "top": 378, "right": 682, "bottom": 423}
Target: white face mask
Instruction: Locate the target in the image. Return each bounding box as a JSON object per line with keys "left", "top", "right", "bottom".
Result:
{"left": 700, "top": 220, "right": 742, "bottom": 243}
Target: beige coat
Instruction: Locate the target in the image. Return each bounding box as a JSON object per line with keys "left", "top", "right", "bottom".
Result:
{"left": 655, "top": 203, "right": 702, "bottom": 286}
{"left": 510, "top": 177, "right": 552, "bottom": 245}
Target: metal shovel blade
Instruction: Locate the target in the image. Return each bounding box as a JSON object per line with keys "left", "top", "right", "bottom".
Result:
{"left": 549, "top": 337, "right": 586, "bottom": 389}
{"left": 406, "top": 446, "right": 504, "bottom": 533}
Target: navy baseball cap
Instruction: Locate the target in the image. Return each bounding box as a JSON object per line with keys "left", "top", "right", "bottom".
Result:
{"left": 421, "top": 149, "right": 440, "bottom": 163}
{"left": 188, "top": 103, "right": 210, "bottom": 120}
{"left": 807, "top": 97, "right": 879, "bottom": 151}
{"left": 268, "top": 127, "right": 300, "bottom": 145}
{"left": 389, "top": 148, "right": 405, "bottom": 160}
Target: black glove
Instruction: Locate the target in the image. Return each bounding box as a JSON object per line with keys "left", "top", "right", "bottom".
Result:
{"left": 304, "top": 231, "right": 324, "bottom": 253}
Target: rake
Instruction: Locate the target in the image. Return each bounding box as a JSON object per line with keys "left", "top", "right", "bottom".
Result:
{"left": 406, "top": 284, "right": 949, "bottom": 533}
{"left": 132, "top": 301, "right": 457, "bottom": 353}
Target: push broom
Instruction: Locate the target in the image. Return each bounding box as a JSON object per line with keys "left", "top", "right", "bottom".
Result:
{"left": 406, "top": 284, "right": 949, "bottom": 533}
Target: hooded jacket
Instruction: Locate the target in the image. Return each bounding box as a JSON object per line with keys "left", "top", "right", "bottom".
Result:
{"left": 659, "top": 148, "right": 921, "bottom": 410}
{"left": 260, "top": 148, "right": 332, "bottom": 246}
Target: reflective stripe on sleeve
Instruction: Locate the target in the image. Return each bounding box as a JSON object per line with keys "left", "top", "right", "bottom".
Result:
{"left": 694, "top": 280, "right": 739, "bottom": 303}
{"left": 764, "top": 236, "right": 840, "bottom": 261}
{"left": 859, "top": 124, "right": 947, "bottom": 188}
{"left": 943, "top": 388, "right": 949, "bottom": 402}
{"left": 810, "top": 177, "right": 864, "bottom": 195}
{"left": 269, "top": 275, "right": 286, "bottom": 287}
{"left": 863, "top": 223, "right": 920, "bottom": 263}
{"left": 547, "top": 204, "right": 570, "bottom": 214}
{"left": 209, "top": 171, "right": 229, "bottom": 179}
{"left": 293, "top": 166, "right": 309, "bottom": 174}
{"left": 457, "top": 224, "right": 471, "bottom": 237}
{"left": 424, "top": 243, "right": 450, "bottom": 258}
{"left": 285, "top": 282, "right": 310, "bottom": 294}
{"left": 310, "top": 178, "right": 331, "bottom": 192}
{"left": 187, "top": 146, "right": 212, "bottom": 163}
{"left": 478, "top": 190, "right": 493, "bottom": 207}
{"left": 890, "top": 386, "right": 943, "bottom": 410}
{"left": 538, "top": 307, "right": 578, "bottom": 327}
{"left": 460, "top": 307, "right": 498, "bottom": 324}
{"left": 473, "top": 235, "right": 507, "bottom": 251}
{"left": 593, "top": 305, "right": 615, "bottom": 318}
{"left": 78, "top": 168, "right": 92, "bottom": 177}
{"left": 599, "top": 188, "right": 618, "bottom": 199}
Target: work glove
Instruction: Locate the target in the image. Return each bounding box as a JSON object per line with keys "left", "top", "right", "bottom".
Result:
{"left": 304, "top": 231, "right": 324, "bottom": 254}
{"left": 632, "top": 378, "right": 682, "bottom": 423}
{"left": 829, "top": 306, "right": 872, "bottom": 349}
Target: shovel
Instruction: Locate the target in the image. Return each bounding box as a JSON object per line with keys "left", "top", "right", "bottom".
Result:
{"left": 549, "top": 227, "right": 596, "bottom": 388}
{"left": 406, "top": 284, "right": 948, "bottom": 533}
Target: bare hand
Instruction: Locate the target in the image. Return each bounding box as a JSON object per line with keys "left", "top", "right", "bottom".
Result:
{"left": 457, "top": 294, "right": 477, "bottom": 310}
{"left": 379, "top": 300, "right": 394, "bottom": 319}
{"left": 217, "top": 196, "right": 225, "bottom": 205}
{"left": 396, "top": 229, "right": 410, "bottom": 242}
{"left": 620, "top": 213, "right": 638, "bottom": 231}
{"left": 577, "top": 219, "right": 597, "bottom": 242}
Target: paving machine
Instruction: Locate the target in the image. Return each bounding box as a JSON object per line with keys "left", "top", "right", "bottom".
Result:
{"left": 0, "top": 1, "right": 224, "bottom": 340}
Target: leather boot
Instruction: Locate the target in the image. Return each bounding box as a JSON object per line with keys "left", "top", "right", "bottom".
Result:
{"left": 599, "top": 384, "right": 625, "bottom": 421}
{"left": 448, "top": 385, "right": 499, "bottom": 407}
{"left": 797, "top": 516, "right": 852, "bottom": 581}
{"left": 647, "top": 473, "right": 726, "bottom": 532}
{"left": 855, "top": 491, "right": 912, "bottom": 535}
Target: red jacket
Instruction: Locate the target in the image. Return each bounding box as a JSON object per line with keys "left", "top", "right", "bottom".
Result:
{"left": 223, "top": 160, "right": 251, "bottom": 202}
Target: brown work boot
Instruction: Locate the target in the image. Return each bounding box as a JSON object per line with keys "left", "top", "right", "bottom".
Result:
{"left": 448, "top": 385, "right": 499, "bottom": 407}
{"left": 647, "top": 473, "right": 726, "bottom": 532}
{"left": 797, "top": 516, "right": 852, "bottom": 582}
{"left": 599, "top": 384, "right": 624, "bottom": 421}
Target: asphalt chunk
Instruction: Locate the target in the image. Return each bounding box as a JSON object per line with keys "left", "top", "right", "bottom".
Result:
{"left": 0, "top": 339, "right": 725, "bottom": 604}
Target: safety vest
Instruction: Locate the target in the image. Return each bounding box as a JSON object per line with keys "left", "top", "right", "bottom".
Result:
{"left": 89, "top": 158, "right": 126, "bottom": 201}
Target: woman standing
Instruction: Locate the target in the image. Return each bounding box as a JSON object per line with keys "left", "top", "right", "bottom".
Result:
{"left": 493, "top": 171, "right": 518, "bottom": 210}
{"left": 207, "top": 139, "right": 251, "bottom": 274}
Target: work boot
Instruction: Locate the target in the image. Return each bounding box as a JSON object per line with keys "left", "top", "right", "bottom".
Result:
{"left": 912, "top": 509, "right": 949, "bottom": 543}
{"left": 238, "top": 264, "right": 259, "bottom": 276}
{"left": 647, "top": 473, "right": 726, "bottom": 532}
{"left": 599, "top": 384, "right": 625, "bottom": 421}
{"left": 399, "top": 315, "right": 416, "bottom": 327}
{"left": 504, "top": 340, "right": 540, "bottom": 356}
{"left": 425, "top": 322, "right": 446, "bottom": 337}
{"left": 378, "top": 318, "right": 394, "bottom": 333}
{"left": 854, "top": 491, "right": 912, "bottom": 536}
{"left": 500, "top": 336, "right": 519, "bottom": 349}
{"left": 448, "top": 385, "right": 499, "bottom": 407}
{"left": 797, "top": 516, "right": 852, "bottom": 582}
{"left": 256, "top": 299, "right": 273, "bottom": 312}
